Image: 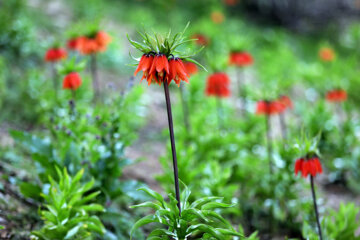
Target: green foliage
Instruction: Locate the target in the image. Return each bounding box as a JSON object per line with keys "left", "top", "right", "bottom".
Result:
{"left": 303, "top": 203, "right": 360, "bottom": 240}
{"left": 11, "top": 86, "right": 145, "bottom": 199}
{"left": 130, "top": 186, "right": 246, "bottom": 240}
{"left": 31, "top": 168, "right": 105, "bottom": 240}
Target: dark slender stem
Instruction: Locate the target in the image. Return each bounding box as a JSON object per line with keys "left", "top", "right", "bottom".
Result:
{"left": 279, "top": 112, "right": 287, "bottom": 141}
{"left": 310, "top": 176, "right": 323, "bottom": 240}
{"left": 70, "top": 90, "right": 76, "bottom": 116}
{"left": 163, "top": 81, "right": 181, "bottom": 215}
{"left": 179, "top": 83, "right": 191, "bottom": 133}
{"left": 90, "top": 54, "right": 100, "bottom": 102}
{"left": 216, "top": 97, "right": 223, "bottom": 130}
{"left": 265, "top": 114, "right": 273, "bottom": 175}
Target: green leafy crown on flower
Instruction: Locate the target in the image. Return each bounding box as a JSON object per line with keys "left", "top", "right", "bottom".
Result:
{"left": 127, "top": 23, "right": 205, "bottom": 69}
{"left": 293, "top": 129, "right": 321, "bottom": 158}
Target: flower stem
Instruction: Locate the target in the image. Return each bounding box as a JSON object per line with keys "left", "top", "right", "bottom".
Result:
{"left": 163, "top": 82, "right": 181, "bottom": 215}
{"left": 236, "top": 68, "right": 247, "bottom": 116}
{"left": 69, "top": 90, "right": 76, "bottom": 117}
{"left": 265, "top": 114, "right": 273, "bottom": 175}
{"left": 279, "top": 112, "right": 287, "bottom": 141}
{"left": 310, "top": 176, "right": 323, "bottom": 240}
{"left": 216, "top": 97, "right": 223, "bottom": 130}
{"left": 179, "top": 83, "right": 191, "bottom": 133}
{"left": 90, "top": 54, "right": 100, "bottom": 102}
{"left": 51, "top": 63, "right": 58, "bottom": 99}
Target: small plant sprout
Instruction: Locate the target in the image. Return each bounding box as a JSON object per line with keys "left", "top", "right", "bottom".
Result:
{"left": 130, "top": 185, "right": 243, "bottom": 240}
{"left": 31, "top": 168, "right": 106, "bottom": 239}
{"left": 294, "top": 132, "right": 323, "bottom": 240}
{"left": 128, "top": 24, "right": 204, "bottom": 214}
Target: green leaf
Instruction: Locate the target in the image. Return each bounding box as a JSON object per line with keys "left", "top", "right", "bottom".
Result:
{"left": 64, "top": 225, "right": 81, "bottom": 239}
{"left": 19, "top": 182, "right": 41, "bottom": 200}
{"left": 130, "top": 215, "right": 157, "bottom": 240}
{"left": 81, "top": 203, "right": 105, "bottom": 212}
{"left": 190, "top": 197, "right": 223, "bottom": 209}
{"left": 187, "top": 224, "right": 223, "bottom": 240}
{"left": 137, "top": 188, "right": 165, "bottom": 207}
{"left": 130, "top": 201, "right": 162, "bottom": 210}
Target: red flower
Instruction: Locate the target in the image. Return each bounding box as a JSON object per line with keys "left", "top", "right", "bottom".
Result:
{"left": 211, "top": 11, "right": 225, "bottom": 24}
{"left": 168, "top": 58, "right": 189, "bottom": 86}
{"left": 148, "top": 54, "right": 170, "bottom": 85}
{"left": 277, "top": 95, "right": 293, "bottom": 113}
{"left": 78, "top": 37, "right": 98, "bottom": 55}
{"left": 183, "top": 61, "right": 198, "bottom": 76}
{"left": 205, "top": 72, "right": 231, "bottom": 98}
{"left": 78, "top": 31, "right": 111, "bottom": 55}
{"left": 63, "top": 72, "right": 82, "bottom": 90}
{"left": 319, "top": 47, "right": 335, "bottom": 62}
{"left": 67, "top": 37, "right": 81, "bottom": 50}
{"left": 191, "top": 34, "right": 209, "bottom": 46}
{"left": 326, "top": 89, "right": 347, "bottom": 102}
{"left": 256, "top": 100, "right": 283, "bottom": 115}
{"left": 295, "top": 157, "right": 323, "bottom": 178}
{"left": 224, "top": 0, "right": 238, "bottom": 6}
{"left": 134, "top": 54, "right": 154, "bottom": 84}
{"left": 95, "top": 31, "right": 111, "bottom": 52}
{"left": 44, "top": 48, "right": 67, "bottom": 62}
{"left": 229, "top": 51, "right": 254, "bottom": 67}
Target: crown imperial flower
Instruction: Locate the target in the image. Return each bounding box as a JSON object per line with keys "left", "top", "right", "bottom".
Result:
{"left": 326, "top": 89, "right": 347, "bottom": 102}
{"left": 78, "top": 31, "right": 111, "bottom": 55}
{"left": 319, "top": 47, "right": 335, "bottom": 62}
{"left": 229, "top": 51, "right": 253, "bottom": 67}
{"left": 67, "top": 37, "right": 81, "bottom": 50}
{"left": 183, "top": 61, "right": 198, "bottom": 76}
{"left": 45, "top": 48, "right": 67, "bottom": 62}
{"left": 256, "top": 100, "right": 283, "bottom": 115}
{"left": 128, "top": 24, "right": 203, "bottom": 87}
{"left": 295, "top": 156, "right": 323, "bottom": 178}
{"left": 63, "top": 72, "right": 82, "bottom": 90}
{"left": 205, "top": 72, "right": 231, "bottom": 98}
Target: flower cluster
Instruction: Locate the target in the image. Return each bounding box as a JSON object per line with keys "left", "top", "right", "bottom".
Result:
{"left": 191, "top": 33, "right": 209, "bottom": 46}
{"left": 256, "top": 100, "right": 282, "bottom": 115}
{"left": 129, "top": 24, "right": 202, "bottom": 87}
{"left": 134, "top": 54, "right": 189, "bottom": 86}
{"left": 44, "top": 48, "right": 67, "bottom": 62}
{"left": 66, "top": 31, "right": 111, "bottom": 55}
{"left": 63, "top": 72, "right": 82, "bottom": 90}
{"left": 278, "top": 95, "right": 293, "bottom": 112}
{"left": 205, "top": 72, "right": 231, "bottom": 98}
{"left": 224, "top": 0, "right": 238, "bottom": 6}
{"left": 183, "top": 61, "right": 198, "bottom": 76}
{"left": 326, "top": 89, "right": 347, "bottom": 102}
{"left": 256, "top": 96, "right": 293, "bottom": 115}
{"left": 229, "top": 51, "right": 253, "bottom": 67}
{"left": 319, "top": 47, "right": 335, "bottom": 62}
{"left": 295, "top": 156, "right": 323, "bottom": 178}
{"left": 211, "top": 11, "right": 225, "bottom": 24}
